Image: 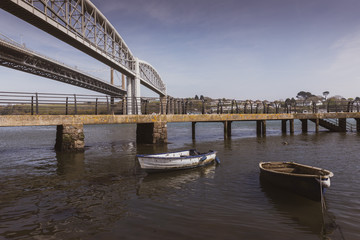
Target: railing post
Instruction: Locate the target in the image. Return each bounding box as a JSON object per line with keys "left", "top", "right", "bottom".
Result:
{"left": 66, "top": 97, "right": 69, "bottom": 115}
{"left": 95, "top": 98, "right": 98, "bottom": 115}
{"left": 106, "top": 96, "right": 110, "bottom": 114}
{"left": 31, "top": 96, "right": 34, "bottom": 115}
{"left": 74, "top": 94, "right": 77, "bottom": 115}
{"left": 327, "top": 101, "right": 330, "bottom": 113}
{"left": 145, "top": 99, "right": 148, "bottom": 114}
{"left": 35, "top": 93, "right": 39, "bottom": 115}
{"left": 202, "top": 100, "right": 205, "bottom": 114}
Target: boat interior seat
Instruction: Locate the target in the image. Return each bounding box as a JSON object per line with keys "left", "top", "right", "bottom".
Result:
{"left": 271, "top": 167, "right": 296, "bottom": 173}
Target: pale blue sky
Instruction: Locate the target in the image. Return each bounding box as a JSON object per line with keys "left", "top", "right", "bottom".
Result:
{"left": 1, "top": 0, "right": 360, "bottom": 100}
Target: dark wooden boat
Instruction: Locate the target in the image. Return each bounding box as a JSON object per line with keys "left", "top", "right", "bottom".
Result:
{"left": 259, "top": 162, "right": 334, "bottom": 201}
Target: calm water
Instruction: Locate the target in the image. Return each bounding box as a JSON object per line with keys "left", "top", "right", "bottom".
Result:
{"left": 0, "top": 121, "right": 359, "bottom": 239}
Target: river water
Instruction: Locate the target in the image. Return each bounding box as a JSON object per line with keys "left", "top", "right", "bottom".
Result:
{"left": 0, "top": 121, "right": 359, "bottom": 239}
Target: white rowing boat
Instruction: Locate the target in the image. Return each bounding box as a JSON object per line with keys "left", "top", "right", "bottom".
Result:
{"left": 137, "top": 149, "right": 219, "bottom": 172}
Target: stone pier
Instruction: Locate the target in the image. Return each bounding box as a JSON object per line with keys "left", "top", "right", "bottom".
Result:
{"left": 55, "top": 124, "right": 85, "bottom": 152}
{"left": 136, "top": 122, "right": 168, "bottom": 144}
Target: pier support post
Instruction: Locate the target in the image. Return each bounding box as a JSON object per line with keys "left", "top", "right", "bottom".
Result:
{"left": 55, "top": 124, "right": 84, "bottom": 152}
{"left": 314, "top": 119, "right": 319, "bottom": 133}
{"left": 281, "top": 120, "right": 287, "bottom": 134}
{"left": 257, "top": 120, "right": 261, "bottom": 136}
{"left": 355, "top": 118, "right": 360, "bottom": 132}
{"left": 257, "top": 120, "right": 266, "bottom": 136}
{"left": 224, "top": 121, "right": 232, "bottom": 139}
{"left": 262, "top": 120, "right": 266, "bottom": 136}
{"left": 192, "top": 122, "right": 196, "bottom": 139}
{"left": 137, "top": 122, "right": 168, "bottom": 144}
{"left": 338, "top": 118, "right": 347, "bottom": 132}
{"left": 289, "top": 119, "right": 294, "bottom": 134}
{"left": 301, "top": 119, "right": 308, "bottom": 133}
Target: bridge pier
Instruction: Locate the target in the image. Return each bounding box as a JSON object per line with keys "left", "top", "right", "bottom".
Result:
{"left": 55, "top": 124, "right": 85, "bottom": 152}
{"left": 136, "top": 122, "right": 168, "bottom": 144}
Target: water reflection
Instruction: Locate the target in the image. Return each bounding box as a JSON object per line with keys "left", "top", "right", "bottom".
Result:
{"left": 56, "top": 152, "right": 85, "bottom": 180}
{"left": 259, "top": 178, "right": 337, "bottom": 238}
{"left": 136, "top": 164, "right": 216, "bottom": 197}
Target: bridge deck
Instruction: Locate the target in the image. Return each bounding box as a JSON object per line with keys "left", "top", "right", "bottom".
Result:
{"left": 1, "top": 112, "right": 360, "bottom": 127}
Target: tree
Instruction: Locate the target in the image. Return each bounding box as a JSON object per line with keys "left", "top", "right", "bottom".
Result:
{"left": 323, "top": 91, "right": 329, "bottom": 101}
{"left": 296, "top": 91, "right": 313, "bottom": 100}
{"left": 195, "top": 95, "right": 199, "bottom": 100}
{"left": 200, "top": 95, "right": 204, "bottom": 100}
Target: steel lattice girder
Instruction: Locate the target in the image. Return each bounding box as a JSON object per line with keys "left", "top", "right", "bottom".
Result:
{"left": 0, "top": 38, "right": 125, "bottom": 96}
{"left": 0, "top": 0, "right": 166, "bottom": 96}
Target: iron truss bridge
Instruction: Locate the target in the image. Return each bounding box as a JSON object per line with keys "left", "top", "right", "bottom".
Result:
{"left": 0, "top": 35, "right": 125, "bottom": 96}
{"left": 0, "top": 0, "right": 166, "bottom": 96}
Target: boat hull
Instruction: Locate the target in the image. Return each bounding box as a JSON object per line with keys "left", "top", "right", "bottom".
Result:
{"left": 137, "top": 150, "right": 217, "bottom": 173}
{"left": 259, "top": 162, "right": 334, "bottom": 201}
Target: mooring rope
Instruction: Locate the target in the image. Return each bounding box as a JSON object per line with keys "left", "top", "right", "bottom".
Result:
{"left": 319, "top": 175, "right": 346, "bottom": 240}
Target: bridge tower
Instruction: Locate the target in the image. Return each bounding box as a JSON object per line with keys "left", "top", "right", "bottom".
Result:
{"left": 126, "top": 58, "right": 141, "bottom": 115}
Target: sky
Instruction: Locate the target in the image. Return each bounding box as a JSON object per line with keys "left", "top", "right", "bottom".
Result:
{"left": 1, "top": 0, "right": 360, "bottom": 100}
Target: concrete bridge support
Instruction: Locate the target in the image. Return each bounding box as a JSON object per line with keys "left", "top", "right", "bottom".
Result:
{"left": 55, "top": 124, "right": 85, "bottom": 152}
{"left": 126, "top": 58, "right": 142, "bottom": 115}
{"left": 160, "top": 96, "right": 167, "bottom": 114}
{"left": 136, "top": 122, "right": 168, "bottom": 144}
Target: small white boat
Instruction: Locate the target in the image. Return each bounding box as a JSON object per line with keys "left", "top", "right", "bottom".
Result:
{"left": 137, "top": 149, "right": 219, "bottom": 172}
{"left": 259, "top": 162, "right": 334, "bottom": 201}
